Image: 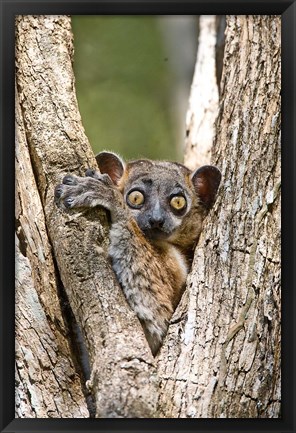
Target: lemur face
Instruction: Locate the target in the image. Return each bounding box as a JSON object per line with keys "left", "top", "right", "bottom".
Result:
{"left": 96, "top": 152, "right": 221, "bottom": 246}
{"left": 122, "top": 162, "right": 194, "bottom": 241}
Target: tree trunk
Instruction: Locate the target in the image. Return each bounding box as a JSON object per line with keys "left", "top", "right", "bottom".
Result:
{"left": 158, "top": 15, "right": 281, "bottom": 418}
{"left": 15, "top": 15, "right": 158, "bottom": 419}
{"left": 15, "top": 14, "right": 281, "bottom": 418}
{"left": 184, "top": 15, "right": 220, "bottom": 169}
{"left": 15, "top": 87, "right": 89, "bottom": 418}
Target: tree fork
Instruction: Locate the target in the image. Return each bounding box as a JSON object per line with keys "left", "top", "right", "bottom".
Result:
{"left": 15, "top": 14, "right": 281, "bottom": 419}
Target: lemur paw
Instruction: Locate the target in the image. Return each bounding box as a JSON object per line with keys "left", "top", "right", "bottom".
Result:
{"left": 54, "top": 171, "right": 120, "bottom": 211}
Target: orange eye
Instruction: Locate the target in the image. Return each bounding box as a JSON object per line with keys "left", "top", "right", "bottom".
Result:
{"left": 127, "top": 190, "right": 144, "bottom": 207}
{"left": 170, "top": 196, "right": 186, "bottom": 210}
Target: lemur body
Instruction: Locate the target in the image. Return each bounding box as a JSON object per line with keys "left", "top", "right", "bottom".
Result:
{"left": 55, "top": 152, "right": 221, "bottom": 355}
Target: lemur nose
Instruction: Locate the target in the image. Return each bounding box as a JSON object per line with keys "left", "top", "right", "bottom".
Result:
{"left": 149, "top": 201, "right": 165, "bottom": 229}
{"left": 148, "top": 215, "right": 165, "bottom": 229}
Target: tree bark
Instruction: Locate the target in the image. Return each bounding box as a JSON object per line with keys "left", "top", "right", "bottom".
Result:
{"left": 15, "top": 15, "right": 158, "bottom": 418}
{"left": 158, "top": 15, "right": 281, "bottom": 418}
{"left": 184, "top": 15, "right": 220, "bottom": 169}
{"left": 15, "top": 88, "right": 89, "bottom": 418}
{"left": 15, "top": 14, "right": 281, "bottom": 419}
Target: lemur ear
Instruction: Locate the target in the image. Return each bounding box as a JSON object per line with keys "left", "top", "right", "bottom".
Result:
{"left": 191, "top": 165, "right": 221, "bottom": 210}
{"left": 96, "top": 151, "right": 125, "bottom": 185}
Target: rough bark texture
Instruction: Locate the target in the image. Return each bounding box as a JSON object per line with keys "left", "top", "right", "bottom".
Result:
{"left": 15, "top": 88, "right": 89, "bottom": 418}
{"left": 158, "top": 15, "right": 281, "bottom": 418}
{"left": 15, "top": 15, "right": 158, "bottom": 418}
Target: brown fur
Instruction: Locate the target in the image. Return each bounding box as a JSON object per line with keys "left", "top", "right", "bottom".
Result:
{"left": 55, "top": 152, "right": 221, "bottom": 355}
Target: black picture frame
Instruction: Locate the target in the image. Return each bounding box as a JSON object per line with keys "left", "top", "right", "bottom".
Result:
{"left": 1, "top": 1, "right": 295, "bottom": 432}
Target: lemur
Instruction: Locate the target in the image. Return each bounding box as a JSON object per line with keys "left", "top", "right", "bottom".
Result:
{"left": 55, "top": 151, "right": 221, "bottom": 355}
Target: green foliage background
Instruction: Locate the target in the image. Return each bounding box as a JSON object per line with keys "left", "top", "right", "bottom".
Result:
{"left": 72, "top": 16, "right": 179, "bottom": 161}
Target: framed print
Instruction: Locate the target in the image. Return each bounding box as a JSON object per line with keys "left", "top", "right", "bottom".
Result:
{"left": 0, "top": 1, "right": 295, "bottom": 432}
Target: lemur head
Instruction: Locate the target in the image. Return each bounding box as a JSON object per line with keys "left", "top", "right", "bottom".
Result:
{"left": 96, "top": 151, "right": 221, "bottom": 250}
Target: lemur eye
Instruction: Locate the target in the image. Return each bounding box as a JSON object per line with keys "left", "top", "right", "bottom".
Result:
{"left": 127, "top": 190, "right": 145, "bottom": 207}
{"left": 170, "top": 196, "right": 186, "bottom": 211}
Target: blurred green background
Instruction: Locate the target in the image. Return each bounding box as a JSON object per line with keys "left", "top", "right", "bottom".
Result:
{"left": 72, "top": 16, "right": 197, "bottom": 162}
